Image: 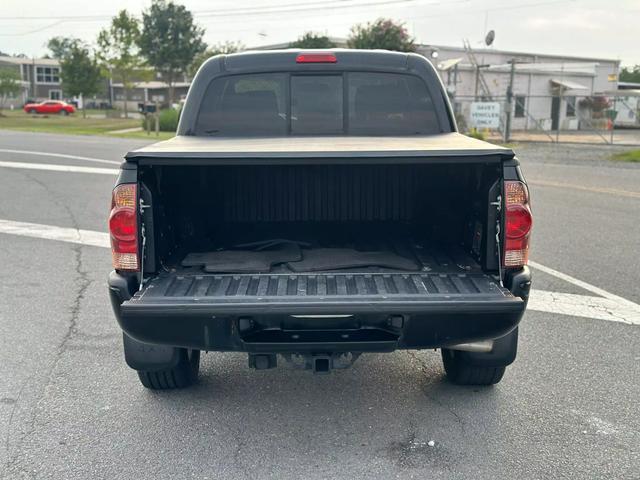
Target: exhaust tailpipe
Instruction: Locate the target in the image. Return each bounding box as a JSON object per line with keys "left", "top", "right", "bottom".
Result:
{"left": 447, "top": 340, "right": 494, "bottom": 353}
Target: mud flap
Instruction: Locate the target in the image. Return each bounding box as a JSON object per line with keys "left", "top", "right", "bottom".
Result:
{"left": 123, "top": 333, "right": 182, "bottom": 372}
{"left": 453, "top": 328, "right": 518, "bottom": 368}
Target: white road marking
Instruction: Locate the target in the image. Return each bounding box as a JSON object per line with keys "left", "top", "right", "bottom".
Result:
{"left": 528, "top": 260, "right": 640, "bottom": 310}
{"left": 0, "top": 160, "right": 118, "bottom": 176}
{"left": 527, "top": 289, "right": 640, "bottom": 326}
{"left": 0, "top": 219, "right": 109, "bottom": 249}
{"left": 0, "top": 218, "right": 638, "bottom": 325}
{"left": 0, "top": 148, "right": 120, "bottom": 165}
{"left": 571, "top": 409, "right": 620, "bottom": 436}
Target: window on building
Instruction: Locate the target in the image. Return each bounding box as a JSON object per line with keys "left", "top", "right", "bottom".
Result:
{"left": 49, "top": 90, "right": 62, "bottom": 100}
{"left": 515, "top": 95, "right": 526, "bottom": 118}
{"left": 566, "top": 96, "right": 576, "bottom": 117}
{"left": 36, "top": 66, "right": 60, "bottom": 84}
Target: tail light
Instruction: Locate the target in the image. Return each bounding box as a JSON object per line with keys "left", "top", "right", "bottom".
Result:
{"left": 503, "top": 181, "right": 532, "bottom": 268}
{"left": 109, "top": 183, "right": 139, "bottom": 271}
{"left": 296, "top": 53, "right": 337, "bottom": 63}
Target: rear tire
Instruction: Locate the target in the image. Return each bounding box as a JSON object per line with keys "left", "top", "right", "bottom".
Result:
{"left": 137, "top": 349, "right": 200, "bottom": 390}
{"left": 441, "top": 348, "right": 506, "bottom": 385}
{"left": 59, "top": 109, "right": 69, "bottom": 115}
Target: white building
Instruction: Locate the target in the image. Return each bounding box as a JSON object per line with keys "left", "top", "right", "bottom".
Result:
{"left": 418, "top": 45, "right": 620, "bottom": 131}
{"left": 0, "top": 56, "right": 64, "bottom": 107}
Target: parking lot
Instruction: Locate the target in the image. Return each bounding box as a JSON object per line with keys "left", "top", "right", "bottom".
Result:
{"left": 0, "top": 131, "right": 638, "bottom": 479}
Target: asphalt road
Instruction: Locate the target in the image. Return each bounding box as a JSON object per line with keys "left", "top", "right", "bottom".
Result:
{"left": 0, "top": 130, "right": 638, "bottom": 479}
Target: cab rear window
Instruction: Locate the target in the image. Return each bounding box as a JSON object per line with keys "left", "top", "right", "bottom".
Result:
{"left": 195, "top": 72, "right": 440, "bottom": 136}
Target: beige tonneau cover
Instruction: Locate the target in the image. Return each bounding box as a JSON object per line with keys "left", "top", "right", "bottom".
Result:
{"left": 126, "top": 132, "right": 514, "bottom": 163}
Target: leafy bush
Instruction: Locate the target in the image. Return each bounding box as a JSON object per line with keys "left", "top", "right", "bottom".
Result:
{"left": 290, "top": 33, "right": 336, "bottom": 49}
{"left": 467, "top": 128, "right": 486, "bottom": 141}
{"left": 454, "top": 112, "right": 468, "bottom": 132}
{"left": 578, "top": 96, "right": 611, "bottom": 118}
{"left": 0, "top": 68, "right": 22, "bottom": 114}
{"left": 159, "top": 108, "right": 179, "bottom": 131}
{"left": 347, "top": 18, "right": 415, "bottom": 52}
{"left": 141, "top": 108, "right": 180, "bottom": 132}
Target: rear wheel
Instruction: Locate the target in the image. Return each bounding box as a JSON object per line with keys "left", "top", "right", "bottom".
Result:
{"left": 59, "top": 109, "right": 69, "bottom": 115}
{"left": 441, "top": 348, "right": 506, "bottom": 385}
{"left": 137, "top": 348, "right": 200, "bottom": 390}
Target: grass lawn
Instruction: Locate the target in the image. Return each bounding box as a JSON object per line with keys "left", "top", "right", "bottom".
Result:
{"left": 0, "top": 109, "right": 173, "bottom": 140}
{"left": 611, "top": 149, "right": 640, "bottom": 163}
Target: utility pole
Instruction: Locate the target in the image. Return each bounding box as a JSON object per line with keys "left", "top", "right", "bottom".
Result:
{"left": 452, "top": 63, "right": 458, "bottom": 107}
{"left": 474, "top": 64, "right": 490, "bottom": 101}
{"left": 504, "top": 59, "right": 516, "bottom": 143}
{"left": 474, "top": 65, "right": 480, "bottom": 101}
{"left": 31, "top": 56, "right": 36, "bottom": 100}
{"left": 556, "top": 62, "right": 564, "bottom": 143}
{"left": 610, "top": 62, "right": 617, "bottom": 145}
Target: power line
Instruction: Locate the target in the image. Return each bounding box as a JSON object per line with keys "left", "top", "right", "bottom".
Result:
{"left": 195, "top": 0, "right": 424, "bottom": 18}
{"left": 0, "top": 0, "right": 414, "bottom": 21}
{"left": 0, "top": 20, "right": 67, "bottom": 36}
{"left": 0, "top": 0, "right": 424, "bottom": 36}
{"left": 411, "top": 0, "right": 576, "bottom": 20}
{"left": 0, "top": 0, "right": 579, "bottom": 39}
{"left": 193, "top": 0, "right": 466, "bottom": 31}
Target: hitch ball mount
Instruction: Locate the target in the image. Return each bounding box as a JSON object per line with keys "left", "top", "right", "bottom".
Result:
{"left": 248, "top": 352, "right": 361, "bottom": 374}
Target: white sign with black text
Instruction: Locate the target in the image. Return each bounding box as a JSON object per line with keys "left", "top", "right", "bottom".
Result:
{"left": 469, "top": 102, "right": 501, "bottom": 129}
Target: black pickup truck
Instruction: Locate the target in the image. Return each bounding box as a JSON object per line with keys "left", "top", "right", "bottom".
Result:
{"left": 108, "top": 50, "right": 532, "bottom": 389}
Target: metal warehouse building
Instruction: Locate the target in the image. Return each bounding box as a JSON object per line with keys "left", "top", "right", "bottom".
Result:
{"left": 416, "top": 44, "right": 621, "bottom": 133}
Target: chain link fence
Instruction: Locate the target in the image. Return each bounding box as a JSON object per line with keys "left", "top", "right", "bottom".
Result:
{"left": 451, "top": 92, "right": 640, "bottom": 145}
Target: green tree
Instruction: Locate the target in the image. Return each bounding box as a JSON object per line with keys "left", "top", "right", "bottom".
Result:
{"left": 58, "top": 41, "right": 103, "bottom": 118}
{"left": 289, "top": 32, "right": 336, "bottom": 49}
{"left": 620, "top": 65, "right": 640, "bottom": 83}
{"left": 47, "top": 36, "right": 78, "bottom": 59}
{"left": 347, "top": 18, "right": 415, "bottom": 52}
{"left": 0, "top": 68, "right": 22, "bottom": 115}
{"left": 138, "top": 0, "right": 206, "bottom": 105}
{"left": 97, "top": 10, "right": 142, "bottom": 118}
{"left": 189, "top": 41, "right": 244, "bottom": 76}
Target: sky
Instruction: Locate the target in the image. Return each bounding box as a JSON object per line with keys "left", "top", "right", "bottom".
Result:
{"left": 1, "top": 0, "right": 639, "bottom": 66}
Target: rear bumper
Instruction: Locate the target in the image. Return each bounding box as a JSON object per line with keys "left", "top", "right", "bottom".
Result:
{"left": 109, "top": 268, "right": 530, "bottom": 353}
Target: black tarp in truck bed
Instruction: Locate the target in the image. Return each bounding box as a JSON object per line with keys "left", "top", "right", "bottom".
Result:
{"left": 125, "top": 133, "right": 515, "bottom": 163}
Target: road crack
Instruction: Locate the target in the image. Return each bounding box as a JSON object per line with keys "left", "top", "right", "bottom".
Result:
{"left": 2, "top": 172, "right": 93, "bottom": 478}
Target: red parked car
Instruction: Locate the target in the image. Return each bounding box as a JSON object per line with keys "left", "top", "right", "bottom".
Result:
{"left": 23, "top": 100, "right": 75, "bottom": 115}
